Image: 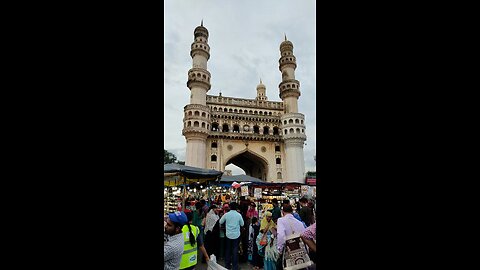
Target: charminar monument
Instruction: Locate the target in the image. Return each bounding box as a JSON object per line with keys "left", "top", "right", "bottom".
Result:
{"left": 182, "top": 22, "right": 307, "bottom": 183}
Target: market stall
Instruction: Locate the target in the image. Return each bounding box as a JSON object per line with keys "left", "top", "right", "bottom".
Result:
{"left": 163, "top": 163, "right": 223, "bottom": 213}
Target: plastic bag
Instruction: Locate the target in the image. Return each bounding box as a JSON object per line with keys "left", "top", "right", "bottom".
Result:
{"left": 207, "top": 254, "right": 228, "bottom": 270}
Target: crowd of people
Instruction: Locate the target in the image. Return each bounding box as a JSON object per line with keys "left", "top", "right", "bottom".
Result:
{"left": 163, "top": 196, "right": 317, "bottom": 270}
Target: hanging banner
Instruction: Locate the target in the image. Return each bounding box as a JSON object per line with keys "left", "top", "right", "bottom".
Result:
{"left": 301, "top": 185, "right": 309, "bottom": 196}
{"left": 241, "top": 185, "right": 249, "bottom": 197}
{"left": 254, "top": 188, "right": 262, "bottom": 199}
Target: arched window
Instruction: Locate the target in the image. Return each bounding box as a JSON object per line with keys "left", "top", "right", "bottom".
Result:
{"left": 202, "top": 112, "right": 206, "bottom": 117}
{"left": 211, "top": 142, "right": 217, "bottom": 148}
{"left": 249, "top": 110, "right": 253, "bottom": 114}
{"left": 194, "top": 121, "right": 199, "bottom": 127}
{"left": 259, "top": 111, "right": 263, "bottom": 115}
{"left": 284, "top": 129, "right": 288, "bottom": 134}
{"left": 254, "top": 111, "right": 258, "bottom": 115}
{"left": 276, "top": 158, "right": 281, "bottom": 164}
{"left": 214, "top": 107, "right": 217, "bottom": 111}
{"left": 289, "top": 119, "right": 293, "bottom": 124}
{"left": 202, "top": 122, "right": 206, "bottom": 128}
{"left": 239, "top": 109, "right": 243, "bottom": 113}
{"left": 302, "top": 129, "right": 304, "bottom": 133}
{"left": 295, "top": 119, "right": 299, "bottom": 124}
{"left": 277, "top": 172, "right": 282, "bottom": 179}
{"left": 275, "top": 145, "right": 280, "bottom": 152}
{"left": 211, "top": 123, "right": 219, "bottom": 131}
{"left": 263, "top": 126, "right": 269, "bottom": 135}
{"left": 188, "top": 111, "right": 193, "bottom": 116}
{"left": 224, "top": 108, "right": 228, "bottom": 112}
{"left": 253, "top": 126, "right": 260, "bottom": 134}
{"left": 289, "top": 128, "right": 294, "bottom": 133}
{"left": 234, "top": 109, "right": 237, "bottom": 113}
{"left": 229, "top": 109, "right": 233, "bottom": 112}
{"left": 222, "top": 124, "right": 229, "bottom": 132}
{"left": 233, "top": 124, "right": 240, "bottom": 133}
{"left": 194, "top": 111, "right": 200, "bottom": 116}
{"left": 211, "top": 155, "right": 217, "bottom": 162}
{"left": 296, "top": 128, "right": 300, "bottom": 133}
{"left": 188, "top": 121, "right": 192, "bottom": 127}
{"left": 273, "top": 127, "right": 279, "bottom": 135}
{"left": 284, "top": 120, "right": 287, "bottom": 125}
{"left": 269, "top": 112, "right": 272, "bottom": 115}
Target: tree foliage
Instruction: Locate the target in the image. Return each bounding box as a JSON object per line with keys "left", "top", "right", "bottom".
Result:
{"left": 164, "top": 149, "right": 177, "bottom": 164}
{"left": 164, "top": 149, "right": 185, "bottom": 165}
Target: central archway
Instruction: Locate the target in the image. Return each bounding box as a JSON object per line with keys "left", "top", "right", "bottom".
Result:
{"left": 225, "top": 150, "right": 268, "bottom": 181}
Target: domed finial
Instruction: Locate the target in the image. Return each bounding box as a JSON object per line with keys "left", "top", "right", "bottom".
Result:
{"left": 201, "top": 19, "right": 203, "bottom": 26}
{"left": 260, "top": 78, "right": 262, "bottom": 84}
{"left": 219, "top": 91, "right": 222, "bottom": 97}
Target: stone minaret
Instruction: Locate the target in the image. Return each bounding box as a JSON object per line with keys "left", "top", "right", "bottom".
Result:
{"left": 278, "top": 35, "right": 307, "bottom": 183}
{"left": 183, "top": 21, "right": 212, "bottom": 168}
{"left": 256, "top": 79, "right": 268, "bottom": 101}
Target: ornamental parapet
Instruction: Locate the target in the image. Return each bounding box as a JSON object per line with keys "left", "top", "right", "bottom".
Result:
{"left": 279, "top": 55, "right": 297, "bottom": 70}
{"left": 206, "top": 95, "right": 284, "bottom": 110}
{"left": 208, "top": 132, "right": 283, "bottom": 142}
{"left": 187, "top": 76, "right": 211, "bottom": 91}
{"left": 211, "top": 111, "right": 281, "bottom": 123}
{"left": 184, "top": 104, "right": 210, "bottom": 112}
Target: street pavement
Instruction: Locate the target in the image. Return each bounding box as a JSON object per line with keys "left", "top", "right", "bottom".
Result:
{"left": 195, "top": 250, "right": 253, "bottom": 270}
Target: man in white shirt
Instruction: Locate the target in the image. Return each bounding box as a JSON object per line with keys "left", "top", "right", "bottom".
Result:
{"left": 276, "top": 204, "right": 306, "bottom": 253}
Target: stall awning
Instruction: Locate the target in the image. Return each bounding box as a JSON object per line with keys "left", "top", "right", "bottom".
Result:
{"left": 219, "top": 174, "right": 266, "bottom": 184}
{"left": 163, "top": 163, "right": 223, "bottom": 187}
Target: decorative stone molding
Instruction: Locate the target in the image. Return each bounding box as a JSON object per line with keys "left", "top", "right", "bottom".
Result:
{"left": 279, "top": 88, "right": 301, "bottom": 99}
{"left": 187, "top": 80, "right": 211, "bottom": 91}
{"left": 279, "top": 55, "right": 297, "bottom": 70}
{"left": 280, "top": 40, "right": 293, "bottom": 52}
{"left": 279, "top": 80, "right": 300, "bottom": 91}
{"left": 182, "top": 127, "right": 209, "bottom": 137}
{"left": 184, "top": 104, "right": 210, "bottom": 112}
{"left": 283, "top": 133, "right": 307, "bottom": 142}
{"left": 191, "top": 42, "right": 210, "bottom": 53}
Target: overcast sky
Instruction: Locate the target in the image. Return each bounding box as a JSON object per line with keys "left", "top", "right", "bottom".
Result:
{"left": 164, "top": 0, "right": 316, "bottom": 175}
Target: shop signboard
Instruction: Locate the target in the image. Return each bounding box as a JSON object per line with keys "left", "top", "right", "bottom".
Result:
{"left": 254, "top": 188, "right": 262, "bottom": 199}
{"left": 241, "top": 185, "right": 249, "bottom": 197}
{"left": 306, "top": 178, "right": 316, "bottom": 185}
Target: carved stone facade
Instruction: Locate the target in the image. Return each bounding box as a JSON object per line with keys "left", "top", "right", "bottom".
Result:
{"left": 183, "top": 24, "right": 306, "bottom": 183}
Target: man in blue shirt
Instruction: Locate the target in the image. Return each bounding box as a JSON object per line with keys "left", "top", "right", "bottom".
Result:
{"left": 219, "top": 202, "right": 244, "bottom": 270}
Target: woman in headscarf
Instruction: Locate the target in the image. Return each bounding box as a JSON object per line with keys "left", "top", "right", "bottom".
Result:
{"left": 203, "top": 205, "right": 220, "bottom": 260}
{"left": 256, "top": 212, "right": 279, "bottom": 270}
{"left": 260, "top": 211, "right": 276, "bottom": 233}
